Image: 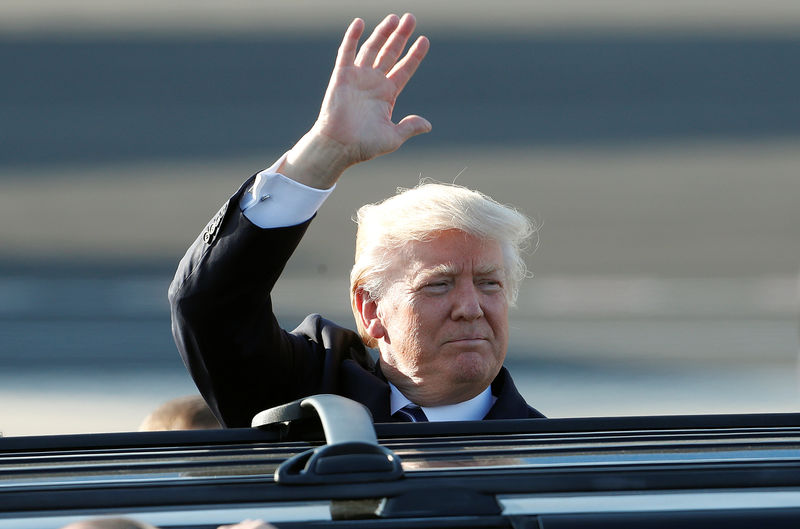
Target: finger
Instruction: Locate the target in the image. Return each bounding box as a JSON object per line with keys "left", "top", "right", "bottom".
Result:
{"left": 374, "top": 12, "right": 416, "bottom": 72}
{"left": 395, "top": 114, "right": 432, "bottom": 142}
{"left": 335, "top": 18, "right": 365, "bottom": 68}
{"left": 387, "top": 35, "right": 429, "bottom": 94}
{"left": 354, "top": 13, "right": 400, "bottom": 68}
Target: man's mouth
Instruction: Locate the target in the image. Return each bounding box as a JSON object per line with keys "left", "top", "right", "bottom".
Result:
{"left": 445, "top": 337, "right": 487, "bottom": 344}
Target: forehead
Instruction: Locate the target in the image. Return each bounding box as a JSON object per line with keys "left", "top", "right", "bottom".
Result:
{"left": 398, "top": 230, "right": 504, "bottom": 274}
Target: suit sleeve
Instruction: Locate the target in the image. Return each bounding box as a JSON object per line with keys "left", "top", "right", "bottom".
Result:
{"left": 168, "top": 179, "right": 328, "bottom": 427}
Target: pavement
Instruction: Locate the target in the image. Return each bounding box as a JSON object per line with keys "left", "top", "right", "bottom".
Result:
{"left": 2, "top": 1, "right": 800, "bottom": 35}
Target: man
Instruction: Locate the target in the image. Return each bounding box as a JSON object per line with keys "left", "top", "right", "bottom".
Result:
{"left": 169, "top": 13, "right": 544, "bottom": 427}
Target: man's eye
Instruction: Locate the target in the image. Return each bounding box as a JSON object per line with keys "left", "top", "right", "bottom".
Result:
{"left": 423, "top": 281, "right": 449, "bottom": 290}
{"left": 479, "top": 280, "right": 503, "bottom": 290}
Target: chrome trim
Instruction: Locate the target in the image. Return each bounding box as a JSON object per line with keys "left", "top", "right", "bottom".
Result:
{"left": 499, "top": 489, "right": 800, "bottom": 515}
{"left": 0, "top": 502, "right": 331, "bottom": 529}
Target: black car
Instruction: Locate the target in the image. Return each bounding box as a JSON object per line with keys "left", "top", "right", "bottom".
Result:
{"left": 1, "top": 394, "right": 799, "bottom": 528}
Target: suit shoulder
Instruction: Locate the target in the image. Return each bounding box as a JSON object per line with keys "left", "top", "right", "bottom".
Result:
{"left": 292, "top": 313, "right": 375, "bottom": 369}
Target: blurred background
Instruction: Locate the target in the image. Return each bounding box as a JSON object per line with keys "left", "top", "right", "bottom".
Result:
{"left": 1, "top": 1, "right": 799, "bottom": 435}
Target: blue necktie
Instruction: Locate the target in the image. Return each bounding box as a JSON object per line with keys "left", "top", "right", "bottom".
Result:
{"left": 392, "top": 404, "right": 428, "bottom": 422}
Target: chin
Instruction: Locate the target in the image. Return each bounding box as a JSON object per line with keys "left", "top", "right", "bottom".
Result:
{"left": 449, "top": 352, "right": 500, "bottom": 386}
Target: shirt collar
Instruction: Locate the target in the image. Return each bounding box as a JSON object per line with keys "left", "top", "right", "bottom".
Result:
{"left": 388, "top": 382, "right": 495, "bottom": 422}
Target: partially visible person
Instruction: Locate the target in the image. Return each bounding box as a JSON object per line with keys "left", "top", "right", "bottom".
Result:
{"left": 138, "top": 394, "right": 222, "bottom": 431}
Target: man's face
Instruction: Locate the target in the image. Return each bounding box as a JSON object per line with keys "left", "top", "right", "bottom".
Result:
{"left": 372, "top": 230, "right": 509, "bottom": 406}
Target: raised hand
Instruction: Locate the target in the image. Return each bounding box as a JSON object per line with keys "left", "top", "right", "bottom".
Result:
{"left": 283, "top": 13, "right": 431, "bottom": 189}
{"left": 319, "top": 13, "right": 431, "bottom": 161}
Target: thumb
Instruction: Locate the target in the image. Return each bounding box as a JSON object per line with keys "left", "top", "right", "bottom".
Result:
{"left": 396, "top": 115, "right": 432, "bottom": 141}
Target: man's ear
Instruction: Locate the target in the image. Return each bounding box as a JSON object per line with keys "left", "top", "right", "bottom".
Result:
{"left": 355, "top": 288, "right": 386, "bottom": 340}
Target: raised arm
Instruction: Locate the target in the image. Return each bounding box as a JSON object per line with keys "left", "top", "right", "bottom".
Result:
{"left": 280, "top": 13, "right": 431, "bottom": 189}
{"left": 169, "top": 14, "right": 431, "bottom": 426}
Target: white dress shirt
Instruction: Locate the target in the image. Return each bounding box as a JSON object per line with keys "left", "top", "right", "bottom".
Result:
{"left": 389, "top": 382, "right": 496, "bottom": 422}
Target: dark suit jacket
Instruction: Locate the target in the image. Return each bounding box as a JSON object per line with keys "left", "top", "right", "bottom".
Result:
{"left": 169, "top": 179, "right": 545, "bottom": 427}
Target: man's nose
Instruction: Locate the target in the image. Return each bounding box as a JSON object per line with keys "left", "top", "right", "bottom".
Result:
{"left": 451, "top": 284, "right": 484, "bottom": 321}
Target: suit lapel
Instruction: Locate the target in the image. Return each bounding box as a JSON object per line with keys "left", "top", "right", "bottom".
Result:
{"left": 485, "top": 366, "right": 546, "bottom": 419}
{"left": 340, "top": 356, "right": 393, "bottom": 422}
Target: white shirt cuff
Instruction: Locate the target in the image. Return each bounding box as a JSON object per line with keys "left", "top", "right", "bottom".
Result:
{"left": 240, "top": 153, "right": 335, "bottom": 228}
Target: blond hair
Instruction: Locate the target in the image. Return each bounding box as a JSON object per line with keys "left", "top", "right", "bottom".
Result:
{"left": 350, "top": 182, "right": 535, "bottom": 347}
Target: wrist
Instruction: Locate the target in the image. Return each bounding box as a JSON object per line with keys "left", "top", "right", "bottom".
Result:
{"left": 281, "top": 130, "right": 354, "bottom": 189}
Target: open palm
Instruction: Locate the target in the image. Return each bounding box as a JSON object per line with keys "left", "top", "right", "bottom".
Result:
{"left": 313, "top": 14, "right": 431, "bottom": 164}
